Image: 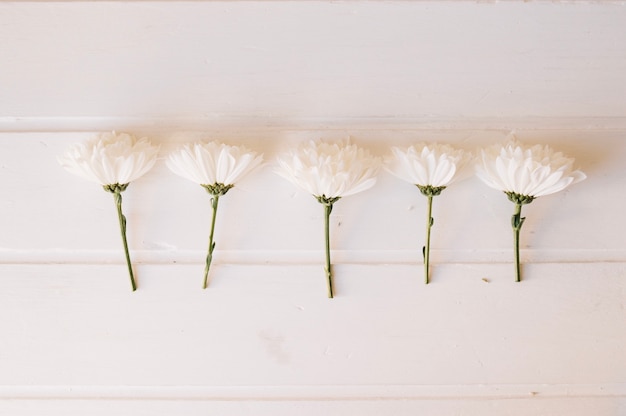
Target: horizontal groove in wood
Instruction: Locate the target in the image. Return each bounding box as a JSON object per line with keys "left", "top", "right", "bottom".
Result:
{"left": 1, "top": 383, "right": 624, "bottom": 401}
{"left": 0, "top": 249, "right": 624, "bottom": 265}
{"left": 1, "top": 116, "right": 626, "bottom": 133}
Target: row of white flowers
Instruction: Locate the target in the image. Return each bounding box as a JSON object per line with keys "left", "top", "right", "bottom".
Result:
{"left": 59, "top": 132, "right": 585, "bottom": 296}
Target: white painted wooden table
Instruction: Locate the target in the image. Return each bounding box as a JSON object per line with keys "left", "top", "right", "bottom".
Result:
{"left": 0, "top": 1, "right": 625, "bottom": 415}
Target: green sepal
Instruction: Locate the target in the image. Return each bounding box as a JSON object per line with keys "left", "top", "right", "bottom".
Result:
{"left": 103, "top": 183, "right": 129, "bottom": 194}
{"left": 417, "top": 185, "right": 446, "bottom": 197}
{"left": 202, "top": 183, "right": 234, "bottom": 196}
{"left": 505, "top": 191, "right": 535, "bottom": 205}
{"left": 316, "top": 195, "right": 341, "bottom": 206}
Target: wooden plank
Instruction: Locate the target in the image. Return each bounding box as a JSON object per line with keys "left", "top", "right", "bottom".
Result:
{"left": 0, "top": 263, "right": 624, "bottom": 387}
{"left": 0, "top": 130, "right": 617, "bottom": 259}
{"left": 0, "top": 1, "right": 624, "bottom": 122}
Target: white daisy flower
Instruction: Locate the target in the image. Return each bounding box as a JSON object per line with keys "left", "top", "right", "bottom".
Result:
{"left": 276, "top": 140, "right": 380, "bottom": 298}
{"left": 59, "top": 132, "right": 159, "bottom": 291}
{"left": 475, "top": 139, "right": 586, "bottom": 282}
{"left": 386, "top": 143, "right": 471, "bottom": 283}
{"left": 167, "top": 141, "right": 263, "bottom": 288}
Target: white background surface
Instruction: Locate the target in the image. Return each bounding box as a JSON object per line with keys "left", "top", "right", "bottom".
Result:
{"left": 0, "top": 1, "right": 625, "bottom": 415}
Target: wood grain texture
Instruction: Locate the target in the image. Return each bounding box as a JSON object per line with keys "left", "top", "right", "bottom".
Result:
{"left": 0, "top": 1, "right": 625, "bottom": 124}
{"left": 1, "top": 1, "right": 625, "bottom": 414}
{"left": 0, "top": 263, "right": 624, "bottom": 415}
{"left": 0, "top": 129, "right": 620, "bottom": 258}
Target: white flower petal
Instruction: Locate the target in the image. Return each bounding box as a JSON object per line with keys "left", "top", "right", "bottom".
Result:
{"left": 58, "top": 132, "right": 159, "bottom": 186}
{"left": 384, "top": 143, "right": 469, "bottom": 188}
{"left": 166, "top": 140, "right": 263, "bottom": 187}
{"left": 475, "top": 139, "right": 585, "bottom": 198}
{"left": 275, "top": 140, "right": 380, "bottom": 199}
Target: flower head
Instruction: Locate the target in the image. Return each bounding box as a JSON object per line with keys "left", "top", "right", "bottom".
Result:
{"left": 385, "top": 143, "right": 471, "bottom": 189}
{"left": 166, "top": 141, "right": 263, "bottom": 192}
{"left": 59, "top": 132, "right": 159, "bottom": 186}
{"left": 475, "top": 140, "right": 586, "bottom": 199}
{"left": 275, "top": 140, "right": 380, "bottom": 200}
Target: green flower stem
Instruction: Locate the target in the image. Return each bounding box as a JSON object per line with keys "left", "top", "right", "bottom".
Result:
{"left": 416, "top": 185, "right": 445, "bottom": 284}
{"left": 203, "top": 194, "right": 220, "bottom": 289}
{"left": 200, "top": 183, "right": 234, "bottom": 289}
{"left": 316, "top": 195, "right": 340, "bottom": 298}
{"left": 424, "top": 194, "right": 434, "bottom": 285}
{"left": 511, "top": 203, "right": 524, "bottom": 283}
{"left": 112, "top": 188, "right": 136, "bottom": 292}
{"left": 505, "top": 191, "right": 534, "bottom": 283}
{"left": 324, "top": 202, "right": 333, "bottom": 299}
